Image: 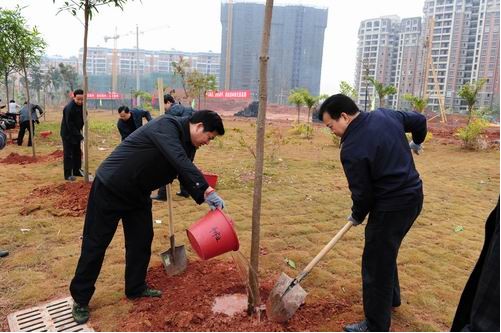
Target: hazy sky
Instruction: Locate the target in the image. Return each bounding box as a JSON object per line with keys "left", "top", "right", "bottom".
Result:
{"left": 2, "top": 0, "right": 424, "bottom": 94}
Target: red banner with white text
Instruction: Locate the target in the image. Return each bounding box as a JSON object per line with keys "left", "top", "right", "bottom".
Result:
{"left": 205, "top": 90, "right": 251, "bottom": 99}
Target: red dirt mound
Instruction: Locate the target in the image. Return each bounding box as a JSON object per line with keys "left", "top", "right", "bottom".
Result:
{"left": 115, "top": 260, "right": 353, "bottom": 332}
{"left": 25, "top": 181, "right": 92, "bottom": 216}
{"left": 0, "top": 150, "right": 64, "bottom": 164}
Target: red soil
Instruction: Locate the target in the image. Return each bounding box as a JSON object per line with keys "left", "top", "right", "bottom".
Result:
{"left": 114, "top": 259, "right": 355, "bottom": 332}
{"left": 0, "top": 150, "right": 64, "bottom": 165}
{"left": 24, "top": 181, "right": 92, "bottom": 216}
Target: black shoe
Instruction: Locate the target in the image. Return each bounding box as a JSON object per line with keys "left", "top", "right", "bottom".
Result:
{"left": 176, "top": 191, "right": 189, "bottom": 198}
{"left": 72, "top": 302, "right": 89, "bottom": 324}
{"left": 343, "top": 320, "right": 369, "bottom": 332}
{"left": 150, "top": 194, "right": 167, "bottom": 202}
{"left": 127, "top": 288, "right": 162, "bottom": 299}
{"left": 0, "top": 250, "right": 9, "bottom": 258}
{"left": 73, "top": 169, "right": 84, "bottom": 177}
{"left": 65, "top": 176, "right": 77, "bottom": 181}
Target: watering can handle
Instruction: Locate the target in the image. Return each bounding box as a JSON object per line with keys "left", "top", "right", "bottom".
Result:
{"left": 167, "top": 183, "right": 175, "bottom": 239}
{"left": 296, "top": 221, "right": 353, "bottom": 283}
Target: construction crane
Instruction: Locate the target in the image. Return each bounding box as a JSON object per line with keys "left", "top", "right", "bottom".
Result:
{"left": 422, "top": 18, "right": 447, "bottom": 123}
{"left": 104, "top": 27, "right": 120, "bottom": 93}
{"left": 104, "top": 24, "right": 170, "bottom": 104}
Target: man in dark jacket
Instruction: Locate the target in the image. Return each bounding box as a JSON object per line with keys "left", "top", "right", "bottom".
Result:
{"left": 70, "top": 110, "right": 225, "bottom": 325}
{"left": 17, "top": 102, "right": 43, "bottom": 146}
{"left": 117, "top": 105, "right": 152, "bottom": 141}
{"left": 60, "top": 89, "right": 84, "bottom": 181}
{"left": 151, "top": 94, "right": 196, "bottom": 200}
{"left": 318, "top": 94, "right": 426, "bottom": 332}
{"left": 451, "top": 198, "right": 499, "bottom": 332}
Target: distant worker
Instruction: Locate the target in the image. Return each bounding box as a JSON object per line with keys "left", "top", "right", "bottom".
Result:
{"left": 151, "top": 94, "right": 195, "bottom": 200}
{"left": 0, "top": 119, "right": 9, "bottom": 258}
{"left": 116, "top": 105, "right": 152, "bottom": 141}
{"left": 60, "top": 89, "right": 84, "bottom": 181}
{"left": 8, "top": 99, "right": 20, "bottom": 114}
{"left": 17, "top": 102, "right": 43, "bottom": 147}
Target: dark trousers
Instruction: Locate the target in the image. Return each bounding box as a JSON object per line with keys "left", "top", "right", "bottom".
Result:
{"left": 62, "top": 139, "right": 82, "bottom": 178}
{"left": 69, "top": 178, "right": 154, "bottom": 306}
{"left": 17, "top": 121, "right": 35, "bottom": 146}
{"left": 362, "top": 200, "right": 423, "bottom": 331}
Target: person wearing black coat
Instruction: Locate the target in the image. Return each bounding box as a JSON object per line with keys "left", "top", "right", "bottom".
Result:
{"left": 318, "top": 94, "right": 427, "bottom": 332}
{"left": 60, "top": 89, "right": 84, "bottom": 181}
{"left": 152, "top": 94, "right": 196, "bottom": 200}
{"left": 451, "top": 198, "right": 499, "bottom": 332}
{"left": 69, "top": 110, "right": 225, "bottom": 325}
{"left": 116, "top": 105, "right": 152, "bottom": 141}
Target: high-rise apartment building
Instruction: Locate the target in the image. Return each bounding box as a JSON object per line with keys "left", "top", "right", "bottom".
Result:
{"left": 355, "top": 0, "right": 500, "bottom": 113}
{"left": 220, "top": 2, "right": 328, "bottom": 103}
{"left": 77, "top": 47, "right": 220, "bottom": 84}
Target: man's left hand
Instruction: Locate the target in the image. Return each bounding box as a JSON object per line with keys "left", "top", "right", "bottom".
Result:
{"left": 409, "top": 141, "right": 423, "bottom": 155}
{"left": 348, "top": 214, "right": 363, "bottom": 226}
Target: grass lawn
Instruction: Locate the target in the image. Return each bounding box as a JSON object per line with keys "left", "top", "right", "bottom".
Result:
{"left": 0, "top": 109, "right": 498, "bottom": 331}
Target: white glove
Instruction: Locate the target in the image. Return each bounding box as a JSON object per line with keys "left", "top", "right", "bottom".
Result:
{"left": 409, "top": 141, "right": 423, "bottom": 155}
{"left": 348, "top": 214, "right": 363, "bottom": 226}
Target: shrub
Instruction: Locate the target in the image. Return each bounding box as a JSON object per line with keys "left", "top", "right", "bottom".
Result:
{"left": 290, "top": 122, "right": 313, "bottom": 139}
{"left": 456, "top": 118, "right": 489, "bottom": 149}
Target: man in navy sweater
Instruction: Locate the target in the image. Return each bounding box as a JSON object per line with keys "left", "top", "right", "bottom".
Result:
{"left": 318, "top": 94, "right": 426, "bottom": 332}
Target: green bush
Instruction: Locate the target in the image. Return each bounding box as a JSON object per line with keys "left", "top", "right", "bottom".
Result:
{"left": 290, "top": 122, "right": 313, "bottom": 139}
{"left": 456, "top": 118, "right": 489, "bottom": 149}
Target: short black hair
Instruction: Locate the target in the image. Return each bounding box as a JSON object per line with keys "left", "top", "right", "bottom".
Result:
{"left": 318, "top": 94, "right": 359, "bottom": 121}
{"left": 164, "top": 94, "right": 175, "bottom": 104}
{"left": 9, "top": 99, "right": 14, "bottom": 103}
{"left": 118, "top": 105, "right": 130, "bottom": 113}
{"left": 74, "top": 89, "right": 84, "bottom": 96}
{"left": 189, "top": 110, "right": 225, "bottom": 135}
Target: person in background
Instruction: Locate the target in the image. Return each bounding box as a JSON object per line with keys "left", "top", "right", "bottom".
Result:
{"left": 151, "top": 93, "right": 196, "bottom": 200}
{"left": 318, "top": 94, "right": 427, "bottom": 332}
{"left": 451, "top": 198, "right": 499, "bottom": 332}
{"left": 17, "top": 101, "right": 43, "bottom": 146}
{"left": 8, "top": 99, "right": 20, "bottom": 114}
{"left": 117, "top": 105, "right": 152, "bottom": 141}
{"left": 60, "top": 89, "right": 84, "bottom": 181}
{"left": 0, "top": 119, "right": 9, "bottom": 258}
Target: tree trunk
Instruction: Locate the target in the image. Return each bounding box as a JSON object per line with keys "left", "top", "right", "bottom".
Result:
{"left": 82, "top": 1, "right": 90, "bottom": 182}
{"left": 297, "top": 105, "right": 300, "bottom": 123}
{"left": 467, "top": 105, "right": 473, "bottom": 125}
{"left": 307, "top": 107, "right": 312, "bottom": 124}
{"left": 5, "top": 72, "right": 9, "bottom": 106}
{"left": 22, "top": 59, "right": 36, "bottom": 158}
{"left": 248, "top": 0, "right": 274, "bottom": 315}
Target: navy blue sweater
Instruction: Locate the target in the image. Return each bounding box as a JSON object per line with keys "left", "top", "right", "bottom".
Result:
{"left": 340, "top": 108, "right": 427, "bottom": 222}
{"left": 117, "top": 108, "right": 152, "bottom": 141}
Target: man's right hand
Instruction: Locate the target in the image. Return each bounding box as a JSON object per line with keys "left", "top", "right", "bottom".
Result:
{"left": 409, "top": 141, "right": 423, "bottom": 155}
{"left": 348, "top": 214, "right": 363, "bottom": 226}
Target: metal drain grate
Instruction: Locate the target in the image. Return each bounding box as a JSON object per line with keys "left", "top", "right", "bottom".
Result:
{"left": 7, "top": 297, "right": 93, "bottom": 332}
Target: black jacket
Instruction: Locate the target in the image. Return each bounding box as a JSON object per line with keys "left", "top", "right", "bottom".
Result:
{"left": 117, "top": 108, "right": 152, "bottom": 141}
{"left": 97, "top": 115, "right": 208, "bottom": 205}
{"left": 60, "top": 100, "right": 84, "bottom": 144}
{"left": 340, "top": 108, "right": 427, "bottom": 222}
{"left": 451, "top": 198, "right": 500, "bottom": 332}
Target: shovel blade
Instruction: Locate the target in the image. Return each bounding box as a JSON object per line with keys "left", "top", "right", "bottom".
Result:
{"left": 266, "top": 272, "right": 308, "bottom": 323}
{"left": 160, "top": 245, "right": 187, "bottom": 276}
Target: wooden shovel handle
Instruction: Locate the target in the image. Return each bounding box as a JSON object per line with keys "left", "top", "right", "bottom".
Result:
{"left": 167, "top": 183, "right": 175, "bottom": 239}
{"left": 297, "top": 221, "right": 353, "bottom": 283}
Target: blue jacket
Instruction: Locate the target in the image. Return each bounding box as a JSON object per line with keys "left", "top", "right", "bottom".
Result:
{"left": 167, "top": 104, "right": 194, "bottom": 117}
{"left": 19, "top": 104, "right": 43, "bottom": 123}
{"left": 340, "top": 108, "right": 427, "bottom": 222}
{"left": 117, "top": 108, "right": 152, "bottom": 141}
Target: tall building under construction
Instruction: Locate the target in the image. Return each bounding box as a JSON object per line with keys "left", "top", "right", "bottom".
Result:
{"left": 220, "top": 1, "right": 328, "bottom": 103}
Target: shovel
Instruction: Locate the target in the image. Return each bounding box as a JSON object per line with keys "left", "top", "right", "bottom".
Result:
{"left": 266, "top": 221, "right": 353, "bottom": 322}
{"left": 160, "top": 184, "right": 187, "bottom": 276}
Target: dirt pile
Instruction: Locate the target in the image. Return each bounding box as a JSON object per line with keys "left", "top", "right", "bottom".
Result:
{"left": 115, "top": 260, "right": 353, "bottom": 332}
{"left": 0, "top": 150, "right": 64, "bottom": 165}
{"left": 24, "top": 181, "right": 92, "bottom": 216}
